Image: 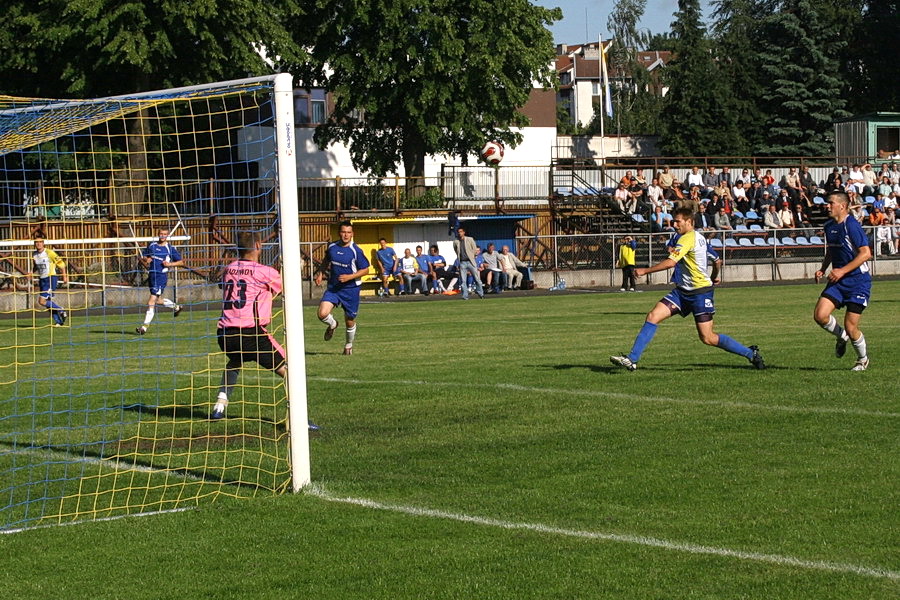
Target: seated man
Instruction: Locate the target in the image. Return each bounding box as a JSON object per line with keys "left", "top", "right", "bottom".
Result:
{"left": 498, "top": 245, "right": 527, "bottom": 289}
{"left": 713, "top": 207, "right": 733, "bottom": 230}
{"left": 614, "top": 182, "right": 635, "bottom": 213}
{"left": 399, "top": 247, "right": 427, "bottom": 295}
{"left": 375, "top": 238, "right": 404, "bottom": 296}
{"left": 427, "top": 245, "right": 449, "bottom": 293}
{"left": 480, "top": 242, "right": 504, "bottom": 293}
{"left": 414, "top": 245, "right": 432, "bottom": 296}
{"left": 764, "top": 203, "right": 782, "bottom": 229}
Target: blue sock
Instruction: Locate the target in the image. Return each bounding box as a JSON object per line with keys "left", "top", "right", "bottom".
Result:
{"left": 49, "top": 309, "right": 61, "bottom": 324}
{"left": 47, "top": 300, "right": 63, "bottom": 311}
{"left": 628, "top": 321, "right": 658, "bottom": 362}
{"left": 716, "top": 334, "right": 753, "bottom": 359}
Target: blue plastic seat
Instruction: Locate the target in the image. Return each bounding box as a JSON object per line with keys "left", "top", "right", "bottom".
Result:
{"left": 864, "top": 196, "right": 875, "bottom": 205}
{"left": 733, "top": 210, "right": 745, "bottom": 219}
{"left": 746, "top": 210, "right": 759, "bottom": 220}
{"left": 631, "top": 213, "right": 646, "bottom": 223}
{"left": 813, "top": 196, "right": 825, "bottom": 204}
{"left": 749, "top": 223, "right": 763, "bottom": 231}
{"left": 739, "top": 238, "right": 753, "bottom": 247}
{"left": 735, "top": 224, "right": 749, "bottom": 231}
{"left": 781, "top": 237, "right": 797, "bottom": 246}
{"left": 796, "top": 236, "right": 811, "bottom": 245}
{"left": 753, "top": 237, "right": 768, "bottom": 247}
{"left": 709, "top": 238, "right": 724, "bottom": 248}
{"left": 809, "top": 235, "right": 824, "bottom": 244}
{"left": 767, "top": 237, "right": 777, "bottom": 245}
{"left": 725, "top": 238, "right": 739, "bottom": 247}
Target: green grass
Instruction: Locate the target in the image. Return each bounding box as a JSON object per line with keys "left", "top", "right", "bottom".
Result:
{"left": 1, "top": 280, "right": 898, "bottom": 599}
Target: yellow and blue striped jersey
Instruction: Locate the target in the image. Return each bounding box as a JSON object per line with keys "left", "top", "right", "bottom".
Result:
{"left": 667, "top": 230, "right": 712, "bottom": 291}
{"left": 32, "top": 248, "right": 65, "bottom": 278}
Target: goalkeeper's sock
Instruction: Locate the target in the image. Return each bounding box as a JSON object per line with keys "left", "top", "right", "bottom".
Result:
{"left": 716, "top": 334, "right": 753, "bottom": 359}
{"left": 143, "top": 308, "right": 155, "bottom": 326}
{"left": 345, "top": 324, "right": 357, "bottom": 346}
{"left": 851, "top": 333, "right": 867, "bottom": 359}
{"left": 821, "top": 315, "right": 848, "bottom": 340}
{"left": 628, "top": 321, "right": 658, "bottom": 363}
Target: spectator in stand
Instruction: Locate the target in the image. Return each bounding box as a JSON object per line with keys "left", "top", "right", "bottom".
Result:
{"left": 718, "top": 166, "right": 733, "bottom": 187}
{"left": 647, "top": 177, "right": 665, "bottom": 208}
{"left": 776, "top": 188, "right": 793, "bottom": 210}
{"left": 782, "top": 167, "right": 803, "bottom": 204}
{"left": 714, "top": 207, "right": 733, "bottom": 230}
{"left": 428, "top": 245, "right": 449, "bottom": 293}
{"left": 758, "top": 190, "right": 774, "bottom": 212}
{"left": 793, "top": 205, "right": 811, "bottom": 229}
{"left": 762, "top": 169, "right": 776, "bottom": 193}
{"left": 846, "top": 164, "right": 865, "bottom": 194}
{"left": 694, "top": 201, "right": 715, "bottom": 231}
{"left": 884, "top": 190, "right": 898, "bottom": 219}
{"left": 799, "top": 166, "right": 816, "bottom": 199}
{"left": 877, "top": 163, "right": 891, "bottom": 182}
{"left": 481, "top": 242, "right": 504, "bottom": 293}
{"left": 861, "top": 163, "right": 877, "bottom": 196}
{"left": 634, "top": 168, "right": 648, "bottom": 190}
{"left": 890, "top": 162, "right": 900, "bottom": 185}
{"left": 871, "top": 193, "right": 886, "bottom": 212}
{"left": 680, "top": 186, "right": 702, "bottom": 214}
{"left": 657, "top": 165, "right": 680, "bottom": 202}
{"left": 751, "top": 167, "right": 763, "bottom": 185}
{"left": 764, "top": 204, "right": 782, "bottom": 229}
{"left": 614, "top": 181, "right": 635, "bottom": 214}
{"left": 824, "top": 167, "right": 841, "bottom": 192}
{"left": 746, "top": 181, "right": 764, "bottom": 211}
{"left": 686, "top": 166, "right": 703, "bottom": 191}
{"left": 712, "top": 180, "right": 733, "bottom": 209}
{"left": 732, "top": 179, "right": 747, "bottom": 205}
{"left": 617, "top": 235, "right": 638, "bottom": 291}
{"left": 400, "top": 247, "right": 427, "bottom": 295}
{"left": 651, "top": 205, "right": 675, "bottom": 232}
{"left": 877, "top": 176, "right": 893, "bottom": 199}
{"left": 778, "top": 201, "right": 795, "bottom": 228}
{"left": 414, "top": 245, "right": 432, "bottom": 295}
{"left": 498, "top": 245, "right": 527, "bottom": 289}
{"left": 702, "top": 166, "right": 718, "bottom": 198}
{"left": 829, "top": 174, "right": 845, "bottom": 192}
{"left": 739, "top": 168, "right": 752, "bottom": 185}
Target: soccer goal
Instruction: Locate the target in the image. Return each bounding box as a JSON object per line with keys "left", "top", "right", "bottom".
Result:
{"left": 0, "top": 74, "right": 310, "bottom": 532}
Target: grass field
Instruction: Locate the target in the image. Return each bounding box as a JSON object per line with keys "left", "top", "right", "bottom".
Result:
{"left": 1, "top": 280, "right": 898, "bottom": 599}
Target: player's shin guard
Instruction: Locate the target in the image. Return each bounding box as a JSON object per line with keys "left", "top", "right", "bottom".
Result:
{"left": 218, "top": 361, "right": 240, "bottom": 401}
{"left": 716, "top": 334, "right": 753, "bottom": 359}
{"left": 628, "top": 321, "right": 658, "bottom": 362}
{"left": 345, "top": 324, "right": 357, "bottom": 347}
{"left": 821, "top": 315, "right": 848, "bottom": 340}
{"left": 851, "top": 333, "right": 867, "bottom": 359}
{"left": 143, "top": 308, "right": 155, "bottom": 326}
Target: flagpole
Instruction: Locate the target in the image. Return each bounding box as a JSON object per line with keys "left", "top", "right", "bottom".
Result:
{"left": 598, "top": 33, "right": 605, "bottom": 167}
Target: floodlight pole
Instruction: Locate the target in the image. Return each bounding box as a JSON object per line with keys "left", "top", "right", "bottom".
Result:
{"left": 273, "top": 73, "right": 312, "bottom": 491}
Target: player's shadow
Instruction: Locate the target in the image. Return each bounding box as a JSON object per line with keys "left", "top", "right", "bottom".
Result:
{"left": 548, "top": 363, "right": 620, "bottom": 374}
{"left": 123, "top": 403, "right": 287, "bottom": 432}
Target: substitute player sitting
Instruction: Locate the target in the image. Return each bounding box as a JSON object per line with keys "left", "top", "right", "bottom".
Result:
{"left": 610, "top": 207, "right": 765, "bottom": 371}
{"left": 813, "top": 191, "right": 872, "bottom": 371}
{"left": 135, "top": 227, "right": 183, "bottom": 335}
{"left": 31, "top": 238, "right": 69, "bottom": 326}
{"left": 315, "top": 221, "right": 370, "bottom": 355}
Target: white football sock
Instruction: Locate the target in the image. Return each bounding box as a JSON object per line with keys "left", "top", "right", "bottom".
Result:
{"left": 143, "top": 308, "right": 155, "bottom": 326}
{"left": 821, "top": 315, "right": 848, "bottom": 340}
{"left": 851, "top": 333, "right": 867, "bottom": 359}
{"left": 320, "top": 314, "right": 338, "bottom": 329}
{"left": 346, "top": 325, "right": 357, "bottom": 346}
{"left": 161, "top": 298, "right": 176, "bottom": 308}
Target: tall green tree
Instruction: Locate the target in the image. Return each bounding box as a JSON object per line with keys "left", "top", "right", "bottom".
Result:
{"left": 0, "top": 0, "right": 304, "bottom": 97}
{"left": 659, "top": 0, "right": 745, "bottom": 156}
{"left": 292, "top": 0, "right": 561, "bottom": 179}
{"left": 843, "top": 0, "right": 900, "bottom": 113}
{"left": 754, "top": 0, "right": 849, "bottom": 155}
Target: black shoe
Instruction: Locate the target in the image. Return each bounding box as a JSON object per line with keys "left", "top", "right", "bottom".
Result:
{"left": 174, "top": 305, "right": 183, "bottom": 317}
{"left": 59, "top": 311, "right": 67, "bottom": 325}
{"left": 835, "top": 336, "right": 848, "bottom": 358}
{"left": 749, "top": 345, "right": 766, "bottom": 370}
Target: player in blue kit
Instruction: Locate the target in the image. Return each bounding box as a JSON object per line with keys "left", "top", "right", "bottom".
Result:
{"left": 610, "top": 207, "right": 765, "bottom": 371}
{"left": 136, "top": 228, "right": 184, "bottom": 335}
{"left": 375, "top": 238, "right": 404, "bottom": 297}
{"left": 813, "top": 191, "right": 872, "bottom": 371}
{"left": 315, "top": 221, "right": 370, "bottom": 355}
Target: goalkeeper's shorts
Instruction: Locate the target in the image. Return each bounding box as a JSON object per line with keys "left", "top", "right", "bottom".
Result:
{"left": 217, "top": 326, "right": 286, "bottom": 371}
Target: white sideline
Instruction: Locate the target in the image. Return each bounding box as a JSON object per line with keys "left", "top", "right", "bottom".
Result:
{"left": 306, "top": 484, "right": 900, "bottom": 582}
{"left": 311, "top": 377, "right": 900, "bottom": 419}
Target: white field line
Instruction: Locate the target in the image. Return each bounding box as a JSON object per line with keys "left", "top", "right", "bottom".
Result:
{"left": 311, "top": 377, "right": 900, "bottom": 419}
{"left": 306, "top": 484, "right": 900, "bottom": 582}
{"left": 0, "top": 507, "right": 195, "bottom": 535}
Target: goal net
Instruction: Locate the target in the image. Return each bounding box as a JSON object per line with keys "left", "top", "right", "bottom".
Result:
{"left": 0, "top": 74, "right": 309, "bottom": 532}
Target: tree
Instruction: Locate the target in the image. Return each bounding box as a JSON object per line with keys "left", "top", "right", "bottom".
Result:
{"left": 292, "top": 0, "right": 561, "bottom": 180}
{"left": 659, "top": 0, "right": 746, "bottom": 156}
{"left": 841, "top": 0, "right": 900, "bottom": 113}
{"left": 754, "top": 0, "right": 849, "bottom": 155}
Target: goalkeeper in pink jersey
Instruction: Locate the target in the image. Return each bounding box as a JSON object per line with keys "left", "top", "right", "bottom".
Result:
{"left": 212, "top": 231, "right": 316, "bottom": 430}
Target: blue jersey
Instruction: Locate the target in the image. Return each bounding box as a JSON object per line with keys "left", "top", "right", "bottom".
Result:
{"left": 823, "top": 216, "right": 871, "bottom": 286}
{"left": 376, "top": 247, "right": 397, "bottom": 270}
{"left": 415, "top": 254, "right": 431, "bottom": 273}
{"left": 143, "top": 242, "right": 182, "bottom": 274}
{"left": 325, "top": 242, "right": 369, "bottom": 290}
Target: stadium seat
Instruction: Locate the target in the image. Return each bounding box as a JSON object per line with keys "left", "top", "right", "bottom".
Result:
{"left": 709, "top": 238, "right": 724, "bottom": 248}
{"left": 725, "top": 238, "right": 739, "bottom": 247}
{"left": 746, "top": 210, "right": 760, "bottom": 220}
{"left": 735, "top": 224, "right": 749, "bottom": 231}
{"left": 749, "top": 223, "right": 763, "bottom": 231}
{"left": 767, "top": 237, "right": 777, "bottom": 245}
{"left": 864, "top": 196, "right": 875, "bottom": 205}
{"left": 781, "top": 237, "right": 797, "bottom": 246}
{"left": 796, "top": 236, "right": 811, "bottom": 245}
{"left": 631, "top": 213, "right": 646, "bottom": 223}
{"left": 554, "top": 187, "right": 571, "bottom": 196}
{"left": 809, "top": 235, "right": 824, "bottom": 245}
{"left": 813, "top": 196, "right": 825, "bottom": 204}
{"left": 753, "top": 237, "right": 768, "bottom": 247}
{"left": 600, "top": 187, "right": 615, "bottom": 194}
{"left": 739, "top": 238, "right": 753, "bottom": 247}
{"left": 733, "top": 210, "right": 745, "bottom": 219}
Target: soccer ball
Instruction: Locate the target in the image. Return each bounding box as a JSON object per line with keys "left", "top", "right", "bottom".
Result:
{"left": 480, "top": 141, "right": 505, "bottom": 166}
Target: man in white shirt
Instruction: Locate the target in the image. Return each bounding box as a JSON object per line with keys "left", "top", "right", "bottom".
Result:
{"left": 847, "top": 164, "right": 865, "bottom": 194}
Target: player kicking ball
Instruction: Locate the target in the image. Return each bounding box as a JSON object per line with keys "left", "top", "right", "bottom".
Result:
{"left": 610, "top": 207, "right": 765, "bottom": 371}
{"left": 135, "top": 228, "right": 183, "bottom": 335}
{"left": 813, "top": 191, "right": 872, "bottom": 371}
{"left": 212, "top": 231, "right": 318, "bottom": 430}
{"left": 315, "top": 221, "right": 370, "bottom": 355}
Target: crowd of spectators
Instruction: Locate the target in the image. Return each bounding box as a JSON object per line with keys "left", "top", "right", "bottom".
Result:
{"left": 612, "top": 161, "right": 900, "bottom": 253}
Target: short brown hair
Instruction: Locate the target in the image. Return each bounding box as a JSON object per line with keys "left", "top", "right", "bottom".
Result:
{"left": 236, "top": 231, "right": 259, "bottom": 254}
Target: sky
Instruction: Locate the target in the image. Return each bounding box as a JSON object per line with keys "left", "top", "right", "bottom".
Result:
{"left": 534, "top": 0, "right": 715, "bottom": 44}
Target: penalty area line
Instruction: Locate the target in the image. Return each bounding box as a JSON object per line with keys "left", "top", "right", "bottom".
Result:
{"left": 306, "top": 484, "right": 900, "bottom": 582}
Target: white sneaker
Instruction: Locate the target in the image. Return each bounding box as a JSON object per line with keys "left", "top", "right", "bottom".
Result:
{"left": 610, "top": 355, "right": 637, "bottom": 371}
{"left": 851, "top": 357, "right": 869, "bottom": 371}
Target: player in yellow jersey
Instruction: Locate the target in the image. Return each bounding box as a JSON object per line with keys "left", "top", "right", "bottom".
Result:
{"left": 30, "top": 238, "right": 69, "bottom": 326}
{"left": 610, "top": 207, "right": 765, "bottom": 371}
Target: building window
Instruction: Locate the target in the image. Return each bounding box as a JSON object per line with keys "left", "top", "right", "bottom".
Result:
{"left": 876, "top": 126, "right": 899, "bottom": 155}
{"left": 294, "top": 90, "right": 327, "bottom": 126}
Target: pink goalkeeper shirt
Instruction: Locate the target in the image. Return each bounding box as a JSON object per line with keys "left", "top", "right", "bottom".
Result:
{"left": 217, "top": 259, "right": 282, "bottom": 329}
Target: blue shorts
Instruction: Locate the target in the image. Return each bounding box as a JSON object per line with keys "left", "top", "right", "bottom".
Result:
{"left": 322, "top": 286, "right": 362, "bottom": 320}
{"left": 379, "top": 266, "right": 401, "bottom": 277}
{"left": 662, "top": 287, "right": 715, "bottom": 319}
{"left": 821, "top": 278, "right": 871, "bottom": 311}
{"left": 38, "top": 276, "right": 58, "bottom": 299}
{"left": 148, "top": 272, "right": 168, "bottom": 296}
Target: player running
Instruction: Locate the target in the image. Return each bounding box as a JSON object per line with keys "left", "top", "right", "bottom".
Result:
{"left": 135, "top": 227, "right": 184, "bottom": 335}
{"left": 813, "top": 191, "right": 872, "bottom": 371}
{"left": 212, "top": 232, "right": 317, "bottom": 431}
{"left": 610, "top": 207, "right": 765, "bottom": 371}
{"left": 31, "top": 238, "right": 69, "bottom": 326}
{"left": 315, "top": 221, "right": 370, "bottom": 355}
